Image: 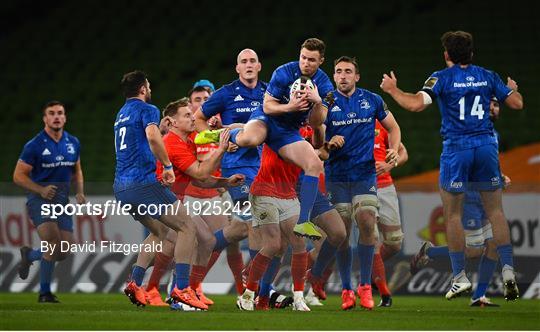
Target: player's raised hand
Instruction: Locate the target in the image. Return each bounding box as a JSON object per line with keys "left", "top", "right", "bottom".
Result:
{"left": 161, "top": 168, "right": 175, "bottom": 186}
{"left": 218, "top": 128, "right": 231, "bottom": 151}
{"left": 40, "top": 185, "right": 57, "bottom": 200}
{"left": 385, "top": 148, "right": 399, "bottom": 165}
{"left": 507, "top": 77, "right": 518, "bottom": 91}
{"left": 226, "top": 174, "right": 245, "bottom": 187}
{"left": 159, "top": 116, "right": 174, "bottom": 135}
{"left": 208, "top": 116, "right": 222, "bottom": 129}
{"left": 380, "top": 71, "right": 398, "bottom": 94}
{"left": 328, "top": 135, "right": 345, "bottom": 150}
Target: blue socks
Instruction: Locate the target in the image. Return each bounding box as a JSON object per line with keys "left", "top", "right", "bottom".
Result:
{"left": 336, "top": 247, "right": 352, "bottom": 290}
{"left": 229, "top": 128, "right": 242, "bottom": 144}
{"left": 473, "top": 255, "right": 497, "bottom": 300}
{"left": 131, "top": 265, "right": 146, "bottom": 287}
{"left": 259, "top": 257, "right": 281, "bottom": 297}
{"left": 427, "top": 246, "right": 449, "bottom": 259}
{"left": 448, "top": 251, "right": 465, "bottom": 276}
{"left": 496, "top": 244, "right": 514, "bottom": 269}
{"left": 214, "top": 230, "right": 229, "bottom": 251}
{"left": 175, "top": 263, "right": 191, "bottom": 290}
{"left": 357, "top": 244, "right": 375, "bottom": 285}
{"left": 298, "top": 175, "right": 319, "bottom": 224}
{"left": 312, "top": 240, "right": 337, "bottom": 278}
{"left": 27, "top": 248, "right": 43, "bottom": 262}
{"left": 39, "top": 258, "right": 56, "bottom": 294}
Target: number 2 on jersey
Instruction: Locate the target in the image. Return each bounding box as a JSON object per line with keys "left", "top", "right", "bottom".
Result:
{"left": 458, "top": 95, "right": 484, "bottom": 120}
{"left": 115, "top": 127, "right": 127, "bottom": 151}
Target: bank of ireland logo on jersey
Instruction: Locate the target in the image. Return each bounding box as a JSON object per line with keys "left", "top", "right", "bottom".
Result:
{"left": 450, "top": 181, "right": 463, "bottom": 189}
{"left": 491, "top": 176, "right": 500, "bottom": 186}
{"left": 466, "top": 76, "right": 475, "bottom": 82}
{"left": 346, "top": 112, "right": 356, "bottom": 119}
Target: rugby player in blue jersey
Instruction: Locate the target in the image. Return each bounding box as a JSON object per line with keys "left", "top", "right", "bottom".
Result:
{"left": 411, "top": 99, "right": 510, "bottom": 306}
{"left": 14, "top": 101, "right": 86, "bottom": 303}
{"left": 113, "top": 71, "right": 209, "bottom": 310}
{"left": 381, "top": 31, "right": 524, "bottom": 301}
{"left": 194, "top": 49, "right": 294, "bottom": 308}
{"left": 196, "top": 39, "right": 333, "bottom": 240}
{"left": 322, "top": 56, "right": 401, "bottom": 310}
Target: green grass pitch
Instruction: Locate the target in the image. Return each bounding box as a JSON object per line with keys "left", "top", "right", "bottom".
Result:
{"left": 1, "top": 293, "right": 539, "bottom": 330}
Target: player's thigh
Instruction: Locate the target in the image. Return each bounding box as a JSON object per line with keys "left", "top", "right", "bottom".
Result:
{"left": 314, "top": 209, "right": 346, "bottom": 246}
{"left": 377, "top": 185, "right": 403, "bottom": 246}
{"left": 439, "top": 189, "right": 464, "bottom": 222}
{"left": 439, "top": 149, "right": 473, "bottom": 193}
{"left": 138, "top": 215, "right": 170, "bottom": 239}
{"left": 37, "top": 221, "right": 62, "bottom": 244}
{"left": 242, "top": 119, "right": 268, "bottom": 146}
{"left": 478, "top": 189, "right": 504, "bottom": 221}
{"left": 201, "top": 211, "right": 229, "bottom": 232}
{"left": 278, "top": 140, "right": 322, "bottom": 172}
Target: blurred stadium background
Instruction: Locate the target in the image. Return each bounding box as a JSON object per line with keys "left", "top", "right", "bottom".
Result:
{"left": 1, "top": 0, "right": 539, "bottom": 301}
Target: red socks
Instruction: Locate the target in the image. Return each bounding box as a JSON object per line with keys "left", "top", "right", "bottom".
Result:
{"left": 291, "top": 251, "right": 308, "bottom": 292}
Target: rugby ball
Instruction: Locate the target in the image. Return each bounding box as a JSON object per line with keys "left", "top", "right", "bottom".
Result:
{"left": 289, "top": 76, "right": 315, "bottom": 100}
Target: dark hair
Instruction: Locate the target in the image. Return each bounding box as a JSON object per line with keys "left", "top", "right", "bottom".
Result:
{"left": 42, "top": 100, "right": 65, "bottom": 115}
{"left": 163, "top": 98, "right": 189, "bottom": 118}
{"left": 334, "top": 56, "right": 359, "bottom": 73}
{"left": 187, "top": 86, "right": 209, "bottom": 100}
{"left": 441, "top": 31, "right": 473, "bottom": 65}
{"left": 301, "top": 38, "right": 326, "bottom": 58}
{"left": 120, "top": 70, "right": 148, "bottom": 98}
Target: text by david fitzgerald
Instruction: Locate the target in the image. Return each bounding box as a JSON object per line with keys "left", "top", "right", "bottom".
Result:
{"left": 41, "top": 241, "right": 162, "bottom": 256}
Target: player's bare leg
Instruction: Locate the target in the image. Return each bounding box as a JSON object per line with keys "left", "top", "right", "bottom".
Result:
{"left": 439, "top": 190, "right": 472, "bottom": 300}
{"left": 232, "top": 120, "right": 268, "bottom": 148}
{"left": 479, "top": 189, "right": 518, "bottom": 300}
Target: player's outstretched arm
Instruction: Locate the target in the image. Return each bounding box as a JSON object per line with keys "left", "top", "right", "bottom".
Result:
{"left": 504, "top": 77, "right": 524, "bottom": 110}
{"left": 397, "top": 142, "right": 408, "bottom": 167}
{"left": 185, "top": 128, "right": 230, "bottom": 183}
{"left": 380, "top": 71, "right": 428, "bottom": 112}
{"left": 13, "top": 160, "right": 56, "bottom": 199}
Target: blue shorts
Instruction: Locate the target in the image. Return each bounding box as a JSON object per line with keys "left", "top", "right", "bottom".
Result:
{"left": 114, "top": 182, "right": 178, "bottom": 220}
{"left": 440, "top": 144, "right": 503, "bottom": 193}
{"left": 27, "top": 198, "right": 73, "bottom": 232}
{"left": 311, "top": 190, "right": 334, "bottom": 219}
{"left": 221, "top": 166, "right": 259, "bottom": 203}
{"left": 249, "top": 106, "right": 303, "bottom": 153}
{"left": 326, "top": 175, "right": 377, "bottom": 204}
{"left": 462, "top": 191, "right": 487, "bottom": 230}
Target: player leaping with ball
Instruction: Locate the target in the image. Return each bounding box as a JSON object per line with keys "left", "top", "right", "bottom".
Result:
{"left": 195, "top": 38, "right": 334, "bottom": 241}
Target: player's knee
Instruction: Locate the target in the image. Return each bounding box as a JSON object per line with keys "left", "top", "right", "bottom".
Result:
{"left": 265, "top": 240, "right": 281, "bottom": 256}
{"left": 382, "top": 230, "right": 403, "bottom": 252}
{"left": 305, "top": 159, "right": 323, "bottom": 175}
{"left": 465, "top": 246, "right": 483, "bottom": 258}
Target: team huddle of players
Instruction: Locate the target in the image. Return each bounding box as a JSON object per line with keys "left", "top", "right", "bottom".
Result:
{"left": 15, "top": 31, "right": 523, "bottom": 310}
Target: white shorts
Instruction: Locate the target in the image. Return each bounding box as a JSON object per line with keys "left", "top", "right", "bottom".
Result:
{"left": 465, "top": 223, "right": 493, "bottom": 248}
{"left": 377, "top": 184, "right": 401, "bottom": 227}
{"left": 249, "top": 194, "right": 300, "bottom": 227}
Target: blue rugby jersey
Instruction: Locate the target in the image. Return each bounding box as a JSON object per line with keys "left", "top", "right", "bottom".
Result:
{"left": 421, "top": 64, "right": 512, "bottom": 153}
{"left": 201, "top": 79, "right": 267, "bottom": 167}
{"left": 19, "top": 130, "right": 80, "bottom": 202}
{"left": 113, "top": 98, "right": 160, "bottom": 191}
{"left": 323, "top": 88, "right": 388, "bottom": 182}
{"left": 265, "top": 61, "right": 334, "bottom": 129}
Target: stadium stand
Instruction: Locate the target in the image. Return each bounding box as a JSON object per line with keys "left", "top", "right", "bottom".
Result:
{"left": 1, "top": 0, "right": 538, "bottom": 187}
